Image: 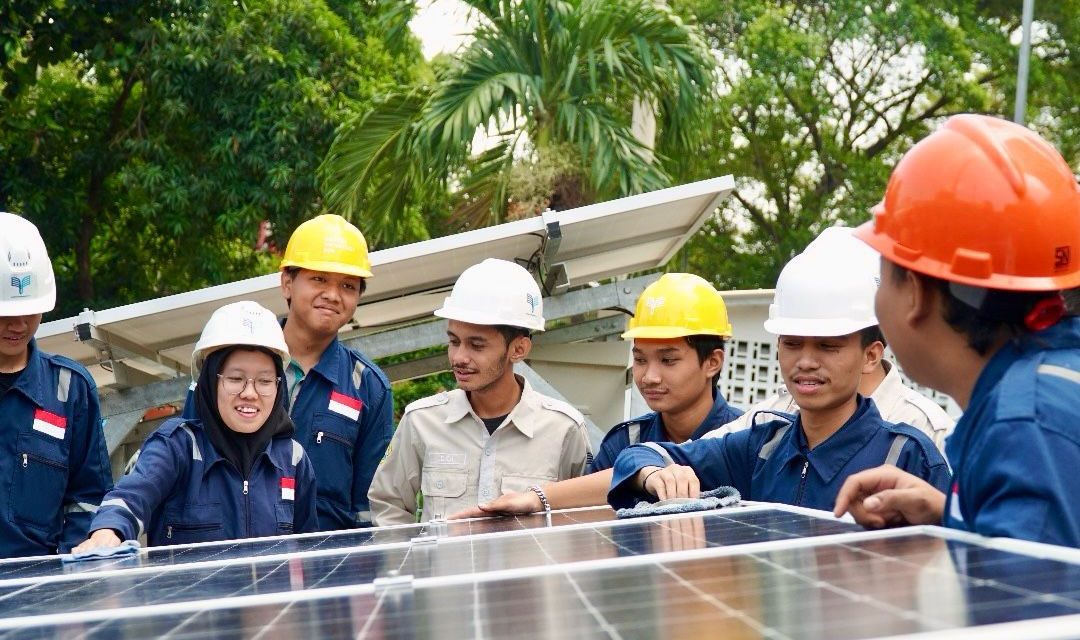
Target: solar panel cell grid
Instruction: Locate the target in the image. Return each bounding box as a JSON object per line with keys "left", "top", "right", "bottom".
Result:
{"left": 1, "top": 507, "right": 1079, "bottom": 639}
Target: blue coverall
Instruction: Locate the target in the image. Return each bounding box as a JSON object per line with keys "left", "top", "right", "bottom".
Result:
{"left": 183, "top": 337, "right": 393, "bottom": 529}
{"left": 590, "top": 391, "right": 743, "bottom": 472}
{"left": 90, "top": 417, "right": 318, "bottom": 545}
{"left": 0, "top": 340, "right": 112, "bottom": 558}
{"left": 944, "top": 317, "right": 1080, "bottom": 546}
{"left": 610, "top": 395, "right": 951, "bottom": 511}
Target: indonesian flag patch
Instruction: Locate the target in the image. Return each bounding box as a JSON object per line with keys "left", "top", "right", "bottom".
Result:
{"left": 32, "top": 408, "right": 67, "bottom": 439}
{"left": 280, "top": 477, "right": 295, "bottom": 501}
{"left": 328, "top": 391, "right": 362, "bottom": 421}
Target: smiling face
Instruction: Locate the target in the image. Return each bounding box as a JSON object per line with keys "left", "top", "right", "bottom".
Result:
{"left": 0, "top": 314, "right": 41, "bottom": 370}
{"left": 777, "top": 333, "right": 873, "bottom": 416}
{"left": 215, "top": 349, "right": 279, "bottom": 434}
{"left": 631, "top": 338, "right": 720, "bottom": 416}
{"left": 280, "top": 268, "right": 363, "bottom": 337}
{"left": 446, "top": 320, "right": 526, "bottom": 393}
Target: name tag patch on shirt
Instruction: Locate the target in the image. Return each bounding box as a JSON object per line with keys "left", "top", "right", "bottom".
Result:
{"left": 281, "top": 477, "right": 296, "bottom": 501}
{"left": 328, "top": 391, "right": 362, "bottom": 421}
{"left": 32, "top": 408, "right": 67, "bottom": 439}
{"left": 425, "top": 452, "right": 467, "bottom": 467}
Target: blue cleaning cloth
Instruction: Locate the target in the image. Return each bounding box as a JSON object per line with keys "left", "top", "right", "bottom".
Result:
{"left": 61, "top": 539, "right": 141, "bottom": 563}
{"left": 616, "top": 486, "right": 741, "bottom": 519}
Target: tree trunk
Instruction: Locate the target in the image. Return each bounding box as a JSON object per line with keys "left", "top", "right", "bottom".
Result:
{"left": 75, "top": 69, "right": 139, "bottom": 306}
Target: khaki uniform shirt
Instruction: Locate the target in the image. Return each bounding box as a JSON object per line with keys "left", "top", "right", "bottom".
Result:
{"left": 703, "top": 361, "right": 955, "bottom": 451}
{"left": 369, "top": 377, "right": 593, "bottom": 525}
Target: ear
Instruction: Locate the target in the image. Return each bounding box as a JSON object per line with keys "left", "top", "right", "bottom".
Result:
{"left": 904, "top": 270, "right": 936, "bottom": 328}
{"left": 862, "top": 340, "right": 884, "bottom": 375}
{"left": 280, "top": 270, "right": 294, "bottom": 301}
{"left": 702, "top": 348, "right": 724, "bottom": 380}
{"left": 508, "top": 336, "right": 532, "bottom": 362}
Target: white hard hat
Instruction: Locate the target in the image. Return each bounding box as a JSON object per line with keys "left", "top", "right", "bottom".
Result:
{"left": 764, "top": 227, "right": 880, "bottom": 337}
{"left": 0, "top": 212, "right": 56, "bottom": 316}
{"left": 191, "top": 301, "right": 290, "bottom": 375}
{"left": 434, "top": 258, "right": 545, "bottom": 332}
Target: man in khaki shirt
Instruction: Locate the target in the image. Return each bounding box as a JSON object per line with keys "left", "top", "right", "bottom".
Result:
{"left": 706, "top": 346, "right": 954, "bottom": 451}
{"left": 369, "top": 259, "right": 592, "bottom": 525}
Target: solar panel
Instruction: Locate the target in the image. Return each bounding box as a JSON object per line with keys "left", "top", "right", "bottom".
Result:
{"left": 34, "top": 176, "right": 735, "bottom": 386}
{"left": 0, "top": 506, "right": 618, "bottom": 579}
{"left": 0, "top": 508, "right": 853, "bottom": 619}
{"left": 2, "top": 506, "right": 1079, "bottom": 639}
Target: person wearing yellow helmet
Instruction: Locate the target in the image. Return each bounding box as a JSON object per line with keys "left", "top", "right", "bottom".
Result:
{"left": 277, "top": 214, "right": 393, "bottom": 530}
{"left": 448, "top": 273, "right": 744, "bottom": 519}
{"left": 607, "top": 230, "right": 950, "bottom": 512}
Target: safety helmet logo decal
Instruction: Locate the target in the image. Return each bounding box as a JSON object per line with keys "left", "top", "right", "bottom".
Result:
{"left": 525, "top": 292, "right": 539, "bottom": 313}
{"left": 242, "top": 318, "right": 256, "bottom": 334}
{"left": 1055, "top": 246, "right": 1071, "bottom": 271}
{"left": 9, "top": 274, "right": 31, "bottom": 297}
{"left": 644, "top": 296, "right": 665, "bottom": 313}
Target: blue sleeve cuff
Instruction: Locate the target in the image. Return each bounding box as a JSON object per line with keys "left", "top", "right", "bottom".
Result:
{"left": 607, "top": 445, "right": 667, "bottom": 510}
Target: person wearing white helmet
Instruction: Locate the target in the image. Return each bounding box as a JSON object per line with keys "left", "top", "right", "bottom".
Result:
{"left": 368, "top": 258, "right": 593, "bottom": 524}
{"left": 607, "top": 229, "right": 951, "bottom": 511}
{"left": 706, "top": 228, "right": 954, "bottom": 451}
{"left": 0, "top": 212, "right": 112, "bottom": 558}
{"left": 74, "top": 301, "right": 317, "bottom": 550}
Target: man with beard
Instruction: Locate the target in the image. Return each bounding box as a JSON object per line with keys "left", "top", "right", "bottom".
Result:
{"left": 368, "top": 259, "right": 593, "bottom": 524}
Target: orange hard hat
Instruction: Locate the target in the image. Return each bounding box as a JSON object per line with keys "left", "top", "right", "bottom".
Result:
{"left": 855, "top": 114, "right": 1080, "bottom": 291}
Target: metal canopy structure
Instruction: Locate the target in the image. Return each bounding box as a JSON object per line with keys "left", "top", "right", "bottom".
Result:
{"left": 33, "top": 176, "right": 736, "bottom": 457}
{"left": 2, "top": 503, "right": 1079, "bottom": 638}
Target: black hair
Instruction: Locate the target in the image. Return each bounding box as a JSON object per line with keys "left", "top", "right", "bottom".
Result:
{"left": 282, "top": 266, "right": 367, "bottom": 308}
{"left": 684, "top": 334, "right": 728, "bottom": 388}
{"left": 888, "top": 263, "right": 1054, "bottom": 356}
{"left": 858, "top": 325, "right": 887, "bottom": 349}
{"left": 494, "top": 324, "right": 532, "bottom": 347}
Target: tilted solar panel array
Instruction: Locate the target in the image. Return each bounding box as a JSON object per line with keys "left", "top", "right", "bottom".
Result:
{"left": 1, "top": 505, "right": 1079, "bottom": 639}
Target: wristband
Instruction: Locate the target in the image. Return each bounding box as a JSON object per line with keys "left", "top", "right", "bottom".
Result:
{"left": 641, "top": 467, "right": 664, "bottom": 494}
{"left": 527, "top": 485, "right": 552, "bottom": 514}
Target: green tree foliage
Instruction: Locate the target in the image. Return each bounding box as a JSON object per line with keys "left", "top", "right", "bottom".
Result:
{"left": 320, "top": 0, "right": 717, "bottom": 247}
{"left": 0, "top": 0, "right": 422, "bottom": 318}
{"left": 669, "top": 0, "right": 1079, "bottom": 290}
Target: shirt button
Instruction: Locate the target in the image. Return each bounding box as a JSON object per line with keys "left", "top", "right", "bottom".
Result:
{"left": 436, "top": 480, "right": 446, "bottom": 489}
{"left": 481, "top": 489, "right": 490, "bottom": 499}
{"left": 484, "top": 448, "right": 493, "bottom": 456}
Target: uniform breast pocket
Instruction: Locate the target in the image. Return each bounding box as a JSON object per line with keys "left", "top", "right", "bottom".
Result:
{"left": 421, "top": 468, "right": 468, "bottom": 518}
{"left": 309, "top": 412, "right": 358, "bottom": 506}
{"left": 10, "top": 433, "right": 69, "bottom": 531}
{"left": 276, "top": 502, "right": 295, "bottom": 534}
{"left": 500, "top": 474, "right": 557, "bottom": 496}
{"left": 164, "top": 504, "right": 224, "bottom": 545}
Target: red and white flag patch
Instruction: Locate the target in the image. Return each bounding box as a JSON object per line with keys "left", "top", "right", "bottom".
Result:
{"left": 328, "top": 391, "right": 362, "bottom": 421}
{"left": 280, "top": 477, "right": 295, "bottom": 501}
{"left": 32, "top": 408, "right": 67, "bottom": 439}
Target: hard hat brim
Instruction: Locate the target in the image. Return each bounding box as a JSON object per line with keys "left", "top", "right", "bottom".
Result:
{"left": 434, "top": 305, "right": 545, "bottom": 332}
{"left": 855, "top": 219, "right": 1080, "bottom": 291}
{"left": 279, "top": 260, "right": 373, "bottom": 279}
{"left": 621, "top": 326, "right": 732, "bottom": 340}
{"left": 763, "top": 316, "right": 876, "bottom": 338}
{"left": 1, "top": 294, "right": 55, "bottom": 316}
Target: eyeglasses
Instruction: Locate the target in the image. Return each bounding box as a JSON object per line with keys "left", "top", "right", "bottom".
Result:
{"left": 217, "top": 374, "right": 280, "bottom": 397}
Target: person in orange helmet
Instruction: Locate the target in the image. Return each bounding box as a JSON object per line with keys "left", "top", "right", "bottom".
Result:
{"left": 834, "top": 115, "right": 1080, "bottom": 546}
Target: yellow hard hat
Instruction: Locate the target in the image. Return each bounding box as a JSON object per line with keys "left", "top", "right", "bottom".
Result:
{"left": 280, "top": 214, "right": 373, "bottom": 278}
{"left": 622, "top": 273, "right": 732, "bottom": 339}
